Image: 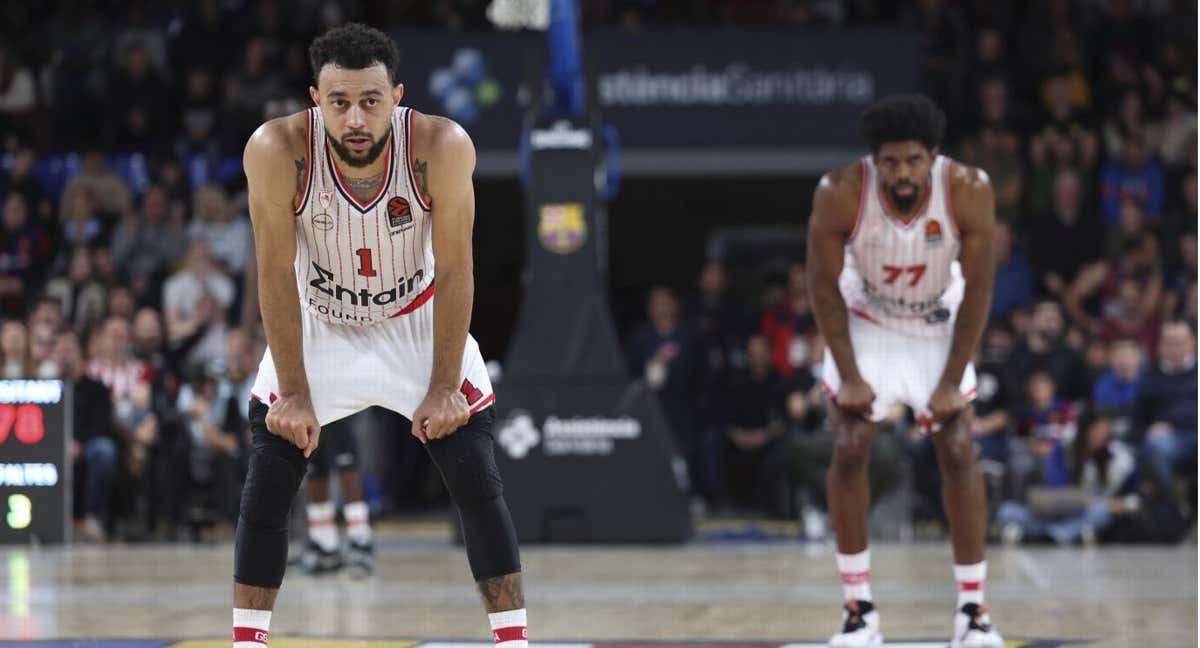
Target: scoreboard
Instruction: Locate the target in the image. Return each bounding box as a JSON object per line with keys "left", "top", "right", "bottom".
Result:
{"left": 0, "top": 380, "right": 70, "bottom": 544}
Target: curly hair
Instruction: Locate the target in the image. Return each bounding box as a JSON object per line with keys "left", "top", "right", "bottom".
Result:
{"left": 308, "top": 22, "right": 400, "bottom": 85}
{"left": 859, "top": 94, "right": 947, "bottom": 153}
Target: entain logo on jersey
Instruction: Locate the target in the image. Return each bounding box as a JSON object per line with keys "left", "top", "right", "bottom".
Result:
{"left": 312, "top": 191, "right": 335, "bottom": 232}
{"left": 538, "top": 203, "right": 587, "bottom": 254}
{"left": 310, "top": 263, "right": 425, "bottom": 311}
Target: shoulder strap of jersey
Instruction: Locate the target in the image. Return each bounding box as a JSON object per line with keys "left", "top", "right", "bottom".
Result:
{"left": 293, "top": 107, "right": 317, "bottom": 214}
{"left": 402, "top": 107, "right": 433, "bottom": 212}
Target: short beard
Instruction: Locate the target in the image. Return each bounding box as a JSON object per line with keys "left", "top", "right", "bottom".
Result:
{"left": 326, "top": 128, "right": 392, "bottom": 168}
{"left": 889, "top": 182, "right": 920, "bottom": 212}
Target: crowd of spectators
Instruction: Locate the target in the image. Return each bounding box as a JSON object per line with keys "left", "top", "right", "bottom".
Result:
{"left": 0, "top": 1, "right": 1195, "bottom": 544}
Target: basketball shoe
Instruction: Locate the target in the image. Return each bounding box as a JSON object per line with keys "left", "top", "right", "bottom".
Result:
{"left": 829, "top": 599, "right": 882, "bottom": 647}
{"left": 951, "top": 602, "right": 1004, "bottom": 648}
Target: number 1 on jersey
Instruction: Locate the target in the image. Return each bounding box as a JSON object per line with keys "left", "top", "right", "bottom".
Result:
{"left": 356, "top": 248, "right": 377, "bottom": 277}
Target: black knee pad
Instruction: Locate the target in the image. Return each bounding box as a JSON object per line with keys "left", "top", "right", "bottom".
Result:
{"left": 425, "top": 408, "right": 520, "bottom": 581}
{"left": 234, "top": 400, "right": 308, "bottom": 588}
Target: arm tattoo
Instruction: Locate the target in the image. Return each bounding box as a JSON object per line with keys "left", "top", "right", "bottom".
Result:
{"left": 294, "top": 159, "right": 305, "bottom": 204}
{"left": 477, "top": 572, "right": 524, "bottom": 612}
{"left": 413, "top": 158, "right": 429, "bottom": 199}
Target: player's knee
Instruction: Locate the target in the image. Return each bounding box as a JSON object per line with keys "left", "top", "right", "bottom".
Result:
{"left": 829, "top": 426, "right": 872, "bottom": 473}
{"left": 235, "top": 420, "right": 308, "bottom": 589}
{"left": 936, "top": 434, "right": 976, "bottom": 475}
{"left": 426, "top": 410, "right": 504, "bottom": 508}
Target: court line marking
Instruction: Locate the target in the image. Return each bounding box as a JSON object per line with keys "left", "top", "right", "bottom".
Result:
{"left": 1012, "top": 550, "right": 1050, "bottom": 589}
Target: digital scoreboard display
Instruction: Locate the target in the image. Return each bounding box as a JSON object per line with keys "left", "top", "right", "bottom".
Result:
{"left": 0, "top": 380, "right": 70, "bottom": 544}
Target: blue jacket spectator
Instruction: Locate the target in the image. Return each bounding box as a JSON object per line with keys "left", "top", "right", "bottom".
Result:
{"left": 991, "top": 219, "right": 1034, "bottom": 321}
{"left": 1101, "top": 137, "right": 1165, "bottom": 223}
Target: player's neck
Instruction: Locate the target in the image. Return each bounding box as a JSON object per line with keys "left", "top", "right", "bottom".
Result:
{"left": 331, "top": 149, "right": 388, "bottom": 181}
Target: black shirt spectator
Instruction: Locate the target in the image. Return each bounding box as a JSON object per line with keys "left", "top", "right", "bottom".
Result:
{"left": 1029, "top": 169, "right": 1104, "bottom": 297}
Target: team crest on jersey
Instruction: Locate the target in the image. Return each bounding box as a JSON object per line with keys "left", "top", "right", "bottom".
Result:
{"left": 388, "top": 197, "right": 413, "bottom": 230}
{"left": 925, "top": 220, "right": 942, "bottom": 244}
{"left": 538, "top": 202, "right": 586, "bottom": 254}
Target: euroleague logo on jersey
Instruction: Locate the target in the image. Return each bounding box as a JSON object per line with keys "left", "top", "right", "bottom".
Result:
{"left": 388, "top": 197, "right": 413, "bottom": 230}
{"left": 925, "top": 219, "right": 942, "bottom": 244}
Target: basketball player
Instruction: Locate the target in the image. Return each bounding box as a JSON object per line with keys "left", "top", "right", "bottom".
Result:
{"left": 807, "top": 95, "right": 1004, "bottom": 648}
{"left": 297, "top": 411, "right": 374, "bottom": 578}
{"left": 231, "top": 24, "right": 526, "bottom": 648}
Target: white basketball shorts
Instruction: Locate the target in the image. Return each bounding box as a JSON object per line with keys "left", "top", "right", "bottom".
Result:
{"left": 821, "top": 310, "right": 976, "bottom": 427}
{"left": 250, "top": 296, "right": 495, "bottom": 426}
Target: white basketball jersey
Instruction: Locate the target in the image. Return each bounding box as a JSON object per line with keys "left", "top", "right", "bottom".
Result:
{"left": 839, "top": 154, "right": 964, "bottom": 338}
{"left": 292, "top": 106, "right": 434, "bottom": 327}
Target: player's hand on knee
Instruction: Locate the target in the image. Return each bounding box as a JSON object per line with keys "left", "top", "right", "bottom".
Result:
{"left": 928, "top": 380, "right": 967, "bottom": 425}
{"left": 413, "top": 386, "right": 471, "bottom": 442}
{"left": 835, "top": 377, "right": 876, "bottom": 418}
{"left": 265, "top": 393, "right": 322, "bottom": 457}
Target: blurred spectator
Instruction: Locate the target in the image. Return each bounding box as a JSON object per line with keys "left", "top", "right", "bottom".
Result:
{"left": 175, "top": 66, "right": 222, "bottom": 158}
{"left": 1103, "top": 89, "right": 1161, "bottom": 160}
{"left": 189, "top": 185, "right": 251, "bottom": 275}
{"left": 971, "top": 325, "right": 1017, "bottom": 470}
{"left": 990, "top": 219, "right": 1034, "bottom": 322}
{"left": 1158, "top": 89, "right": 1198, "bottom": 168}
{"left": 630, "top": 286, "right": 703, "bottom": 455}
{"left": 28, "top": 296, "right": 64, "bottom": 333}
{"left": 169, "top": 0, "right": 238, "bottom": 79}
{"left": 1091, "top": 337, "right": 1144, "bottom": 439}
{"left": 1136, "top": 321, "right": 1197, "bottom": 504}
{"left": 59, "top": 151, "right": 133, "bottom": 224}
{"left": 87, "top": 316, "right": 154, "bottom": 424}
{"left": 178, "top": 371, "right": 245, "bottom": 532}
{"left": 687, "top": 261, "right": 746, "bottom": 377}
{"left": 702, "top": 334, "right": 794, "bottom": 518}
{"left": 0, "top": 43, "right": 38, "bottom": 148}
{"left": 1064, "top": 232, "right": 1163, "bottom": 350}
{"left": 106, "top": 42, "right": 171, "bottom": 154}
{"left": 0, "top": 319, "right": 30, "bottom": 378}
{"left": 1, "top": 193, "right": 51, "bottom": 314}
{"left": 1010, "top": 300, "right": 1090, "bottom": 401}
{"left": 57, "top": 331, "right": 118, "bottom": 543}
{"left": 111, "top": 4, "right": 169, "bottom": 77}
{"left": 1012, "top": 371, "right": 1077, "bottom": 497}
{"left": 998, "top": 409, "right": 1140, "bottom": 546}
{"left": 1100, "top": 136, "right": 1165, "bottom": 223}
{"left": 1162, "top": 231, "right": 1197, "bottom": 325}
{"left": 760, "top": 262, "right": 816, "bottom": 377}
{"left": 1029, "top": 169, "right": 1104, "bottom": 297}
{"left": 60, "top": 188, "right": 106, "bottom": 251}
{"left": 1, "top": 146, "right": 52, "bottom": 227}
{"left": 43, "top": 248, "right": 108, "bottom": 335}
{"left": 223, "top": 37, "right": 287, "bottom": 152}
{"left": 28, "top": 321, "right": 59, "bottom": 378}
{"left": 163, "top": 240, "right": 234, "bottom": 372}
{"left": 111, "top": 185, "right": 188, "bottom": 301}
{"left": 959, "top": 77, "right": 1024, "bottom": 218}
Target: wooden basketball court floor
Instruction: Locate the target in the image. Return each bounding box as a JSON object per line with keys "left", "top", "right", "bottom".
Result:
{"left": 0, "top": 528, "right": 1195, "bottom": 647}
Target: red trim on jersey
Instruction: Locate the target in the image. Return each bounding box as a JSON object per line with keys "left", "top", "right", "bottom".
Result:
{"left": 943, "top": 157, "right": 962, "bottom": 237}
{"left": 847, "top": 157, "right": 868, "bottom": 242}
{"left": 232, "top": 627, "right": 269, "bottom": 645}
{"left": 325, "top": 137, "right": 394, "bottom": 212}
{"left": 470, "top": 393, "right": 496, "bottom": 414}
{"left": 389, "top": 281, "right": 435, "bottom": 317}
{"left": 294, "top": 109, "right": 315, "bottom": 214}
{"left": 821, "top": 381, "right": 837, "bottom": 397}
{"left": 848, "top": 307, "right": 882, "bottom": 325}
{"left": 406, "top": 108, "right": 433, "bottom": 212}
{"left": 877, "top": 171, "right": 932, "bottom": 230}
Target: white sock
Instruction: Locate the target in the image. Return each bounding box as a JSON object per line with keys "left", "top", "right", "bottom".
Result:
{"left": 306, "top": 501, "right": 338, "bottom": 551}
{"left": 836, "top": 549, "right": 872, "bottom": 602}
{"left": 954, "top": 561, "right": 986, "bottom": 607}
{"left": 233, "top": 608, "right": 270, "bottom": 647}
{"left": 344, "top": 500, "right": 372, "bottom": 544}
{"left": 488, "top": 608, "right": 528, "bottom": 648}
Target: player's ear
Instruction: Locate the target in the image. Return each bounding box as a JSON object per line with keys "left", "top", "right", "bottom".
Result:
{"left": 393, "top": 83, "right": 405, "bottom": 105}
{"left": 309, "top": 86, "right": 320, "bottom": 107}
{"left": 930, "top": 145, "right": 940, "bottom": 160}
